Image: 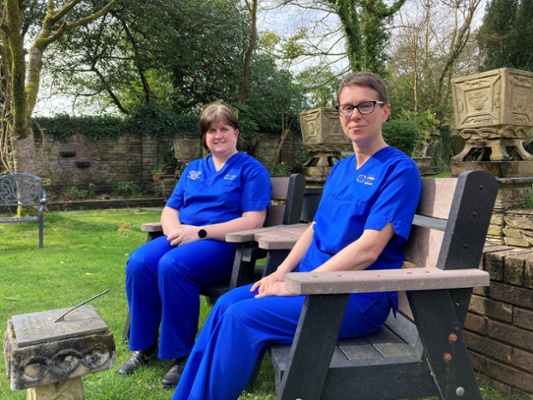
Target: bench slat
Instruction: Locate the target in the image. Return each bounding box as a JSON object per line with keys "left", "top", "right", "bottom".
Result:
{"left": 284, "top": 267, "right": 490, "bottom": 295}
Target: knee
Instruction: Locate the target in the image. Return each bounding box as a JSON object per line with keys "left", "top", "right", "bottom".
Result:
{"left": 125, "top": 249, "right": 146, "bottom": 277}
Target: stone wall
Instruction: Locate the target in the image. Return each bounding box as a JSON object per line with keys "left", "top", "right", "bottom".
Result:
{"left": 34, "top": 130, "right": 307, "bottom": 195}
{"left": 466, "top": 245, "right": 533, "bottom": 397}
{"left": 35, "top": 132, "right": 174, "bottom": 194}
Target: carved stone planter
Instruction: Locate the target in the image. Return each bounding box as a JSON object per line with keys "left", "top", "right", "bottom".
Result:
{"left": 299, "top": 108, "right": 350, "bottom": 182}
{"left": 452, "top": 68, "right": 533, "bottom": 161}
{"left": 173, "top": 138, "right": 202, "bottom": 177}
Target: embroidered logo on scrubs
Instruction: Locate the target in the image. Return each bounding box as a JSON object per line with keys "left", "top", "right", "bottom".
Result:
{"left": 188, "top": 170, "right": 202, "bottom": 180}
{"left": 356, "top": 174, "right": 375, "bottom": 185}
{"left": 224, "top": 174, "right": 237, "bottom": 181}
{"left": 364, "top": 175, "right": 376, "bottom": 186}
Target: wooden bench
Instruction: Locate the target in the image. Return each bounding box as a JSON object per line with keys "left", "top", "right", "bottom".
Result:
{"left": 122, "top": 173, "right": 306, "bottom": 342}
{"left": 253, "top": 170, "right": 499, "bottom": 400}
{"left": 0, "top": 173, "right": 47, "bottom": 249}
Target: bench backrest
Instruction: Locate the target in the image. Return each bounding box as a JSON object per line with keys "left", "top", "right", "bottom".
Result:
{"left": 265, "top": 174, "right": 306, "bottom": 226}
{"left": 0, "top": 173, "right": 45, "bottom": 208}
{"left": 400, "top": 170, "right": 499, "bottom": 318}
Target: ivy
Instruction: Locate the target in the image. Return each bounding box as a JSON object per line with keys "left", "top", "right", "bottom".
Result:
{"left": 125, "top": 103, "right": 198, "bottom": 138}
{"left": 33, "top": 104, "right": 199, "bottom": 142}
{"left": 34, "top": 114, "right": 125, "bottom": 142}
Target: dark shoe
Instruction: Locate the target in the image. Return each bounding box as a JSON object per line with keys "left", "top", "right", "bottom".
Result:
{"left": 117, "top": 345, "right": 157, "bottom": 375}
{"left": 161, "top": 356, "right": 188, "bottom": 389}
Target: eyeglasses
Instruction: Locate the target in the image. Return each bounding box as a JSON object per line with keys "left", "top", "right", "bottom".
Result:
{"left": 335, "top": 101, "right": 385, "bottom": 117}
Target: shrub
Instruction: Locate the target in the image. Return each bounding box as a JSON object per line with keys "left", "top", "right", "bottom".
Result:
{"left": 382, "top": 120, "right": 420, "bottom": 156}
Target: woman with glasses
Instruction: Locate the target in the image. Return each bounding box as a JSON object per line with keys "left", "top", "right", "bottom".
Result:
{"left": 172, "top": 72, "right": 422, "bottom": 400}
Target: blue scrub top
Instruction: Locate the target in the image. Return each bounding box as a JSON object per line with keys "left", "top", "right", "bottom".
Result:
{"left": 299, "top": 146, "right": 422, "bottom": 274}
{"left": 166, "top": 152, "right": 271, "bottom": 226}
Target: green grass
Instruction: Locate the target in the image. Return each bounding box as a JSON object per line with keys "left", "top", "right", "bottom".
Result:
{"left": 0, "top": 209, "right": 516, "bottom": 399}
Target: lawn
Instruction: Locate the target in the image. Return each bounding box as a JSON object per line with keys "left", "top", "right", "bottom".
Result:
{"left": 0, "top": 208, "right": 515, "bottom": 400}
{"left": 0, "top": 209, "right": 276, "bottom": 400}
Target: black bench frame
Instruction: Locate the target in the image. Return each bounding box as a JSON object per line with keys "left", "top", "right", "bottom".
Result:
{"left": 0, "top": 173, "right": 47, "bottom": 249}
{"left": 264, "top": 170, "right": 499, "bottom": 400}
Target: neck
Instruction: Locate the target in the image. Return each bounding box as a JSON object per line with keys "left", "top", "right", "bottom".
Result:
{"left": 352, "top": 139, "right": 387, "bottom": 169}
{"left": 211, "top": 150, "right": 238, "bottom": 171}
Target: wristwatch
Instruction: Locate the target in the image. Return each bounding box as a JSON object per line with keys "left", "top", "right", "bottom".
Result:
{"left": 198, "top": 228, "right": 207, "bottom": 239}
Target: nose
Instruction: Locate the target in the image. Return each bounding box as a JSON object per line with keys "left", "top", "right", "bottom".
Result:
{"left": 349, "top": 108, "right": 362, "bottom": 119}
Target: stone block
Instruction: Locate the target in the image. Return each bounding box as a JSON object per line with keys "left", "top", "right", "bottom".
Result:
{"left": 490, "top": 281, "right": 533, "bottom": 309}
{"left": 464, "top": 330, "right": 512, "bottom": 362}
{"left": 514, "top": 307, "right": 533, "bottom": 331}
{"left": 485, "top": 357, "right": 533, "bottom": 395}
{"left": 469, "top": 294, "right": 513, "bottom": 323}
{"left": 4, "top": 306, "right": 115, "bottom": 391}
{"left": 526, "top": 258, "right": 533, "bottom": 289}
{"left": 487, "top": 319, "right": 533, "bottom": 352}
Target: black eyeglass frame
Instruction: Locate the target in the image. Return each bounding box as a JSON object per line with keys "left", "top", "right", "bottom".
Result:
{"left": 335, "top": 101, "right": 386, "bottom": 116}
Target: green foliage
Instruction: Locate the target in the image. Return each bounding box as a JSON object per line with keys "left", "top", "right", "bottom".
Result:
{"left": 399, "top": 111, "right": 440, "bottom": 157}
{"left": 34, "top": 106, "right": 199, "bottom": 142}
{"left": 34, "top": 114, "right": 125, "bottom": 142}
{"left": 477, "top": 0, "right": 519, "bottom": 71}
{"left": 61, "top": 186, "right": 89, "bottom": 200}
{"left": 271, "top": 162, "right": 291, "bottom": 177}
{"left": 382, "top": 120, "right": 420, "bottom": 156}
{"left": 112, "top": 181, "right": 144, "bottom": 198}
{"left": 125, "top": 104, "right": 197, "bottom": 138}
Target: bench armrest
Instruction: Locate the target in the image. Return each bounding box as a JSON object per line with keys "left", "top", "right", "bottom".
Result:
{"left": 284, "top": 267, "right": 490, "bottom": 295}
{"left": 225, "top": 225, "right": 300, "bottom": 243}
{"left": 142, "top": 222, "right": 163, "bottom": 232}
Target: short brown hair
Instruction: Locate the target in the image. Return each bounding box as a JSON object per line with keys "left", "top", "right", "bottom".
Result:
{"left": 198, "top": 103, "right": 243, "bottom": 151}
{"left": 336, "top": 71, "right": 389, "bottom": 105}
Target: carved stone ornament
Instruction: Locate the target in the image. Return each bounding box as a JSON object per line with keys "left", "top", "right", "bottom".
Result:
{"left": 4, "top": 305, "right": 115, "bottom": 392}
{"left": 452, "top": 68, "right": 533, "bottom": 161}
{"left": 299, "top": 108, "right": 350, "bottom": 181}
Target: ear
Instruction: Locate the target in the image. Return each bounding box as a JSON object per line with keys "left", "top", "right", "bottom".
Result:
{"left": 381, "top": 104, "right": 391, "bottom": 122}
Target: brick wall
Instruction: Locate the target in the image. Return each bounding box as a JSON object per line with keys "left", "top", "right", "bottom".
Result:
{"left": 466, "top": 245, "right": 533, "bottom": 397}
{"left": 34, "top": 130, "right": 307, "bottom": 195}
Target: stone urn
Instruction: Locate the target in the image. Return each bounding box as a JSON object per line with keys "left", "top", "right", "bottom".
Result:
{"left": 173, "top": 137, "right": 202, "bottom": 177}
{"left": 299, "top": 108, "right": 350, "bottom": 182}
{"left": 451, "top": 68, "right": 533, "bottom": 163}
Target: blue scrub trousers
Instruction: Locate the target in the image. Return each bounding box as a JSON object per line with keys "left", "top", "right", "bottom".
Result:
{"left": 126, "top": 236, "right": 236, "bottom": 360}
{"left": 172, "top": 283, "right": 393, "bottom": 400}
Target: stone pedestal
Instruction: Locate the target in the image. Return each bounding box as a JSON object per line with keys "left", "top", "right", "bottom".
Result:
{"left": 300, "top": 108, "right": 350, "bottom": 183}
{"left": 451, "top": 161, "right": 533, "bottom": 246}
{"left": 4, "top": 305, "right": 115, "bottom": 399}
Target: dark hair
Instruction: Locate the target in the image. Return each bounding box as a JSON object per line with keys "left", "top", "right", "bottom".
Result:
{"left": 198, "top": 103, "right": 243, "bottom": 151}
{"left": 336, "top": 71, "right": 389, "bottom": 105}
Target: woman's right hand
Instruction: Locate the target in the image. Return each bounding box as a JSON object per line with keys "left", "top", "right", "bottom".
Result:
{"left": 251, "top": 269, "right": 291, "bottom": 298}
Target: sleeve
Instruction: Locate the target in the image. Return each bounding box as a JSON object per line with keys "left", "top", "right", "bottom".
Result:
{"left": 365, "top": 162, "right": 422, "bottom": 241}
{"left": 164, "top": 165, "right": 190, "bottom": 211}
{"left": 240, "top": 161, "right": 272, "bottom": 213}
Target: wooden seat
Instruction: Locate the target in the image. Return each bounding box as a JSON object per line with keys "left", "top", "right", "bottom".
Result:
{"left": 0, "top": 173, "right": 47, "bottom": 249}
{"left": 254, "top": 170, "right": 498, "bottom": 400}
{"left": 122, "top": 173, "right": 306, "bottom": 343}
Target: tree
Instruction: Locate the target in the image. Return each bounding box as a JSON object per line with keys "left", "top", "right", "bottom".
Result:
{"left": 477, "top": 0, "right": 518, "bottom": 71}
{"left": 387, "top": 0, "right": 483, "bottom": 122}
{"left": 45, "top": 0, "right": 249, "bottom": 114}
{"left": 0, "top": 0, "right": 121, "bottom": 173}
{"left": 269, "top": 0, "right": 406, "bottom": 75}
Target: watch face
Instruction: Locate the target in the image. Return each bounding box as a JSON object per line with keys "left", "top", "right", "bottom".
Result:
{"left": 198, "top": 229, "right": 207, "bottom": 239}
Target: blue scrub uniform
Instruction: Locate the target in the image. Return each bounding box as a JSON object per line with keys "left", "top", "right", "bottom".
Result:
{"left": 172, "top": 146, "right": 422, "bottom": 400}
{"left": 125, "top": 152, "right": 271, "bottom": 360}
